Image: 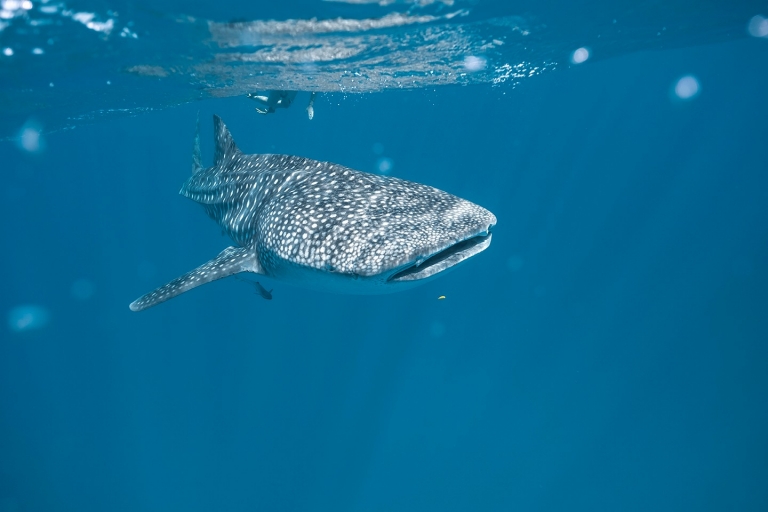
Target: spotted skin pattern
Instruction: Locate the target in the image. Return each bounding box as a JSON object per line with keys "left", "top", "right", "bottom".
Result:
{"left": 129, "top": 115, "right": 496, "bottom": 311}
{"left": 129, "top": 247, "right": 257, "bottom": 312}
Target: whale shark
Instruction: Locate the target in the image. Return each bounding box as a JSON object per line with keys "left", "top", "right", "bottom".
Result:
{"left": 129, "top": 115, "right": 496, "bottom": 311}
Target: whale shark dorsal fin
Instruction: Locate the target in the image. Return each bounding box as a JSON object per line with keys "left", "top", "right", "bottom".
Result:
{"left": 129, "top": 246, "right": 262, "bottom": 312}
{"left": 213, "top": 114, "right": 241, "bottom": 166}
{"left": 192, "top": 111, "right": 202, "bottom": 175}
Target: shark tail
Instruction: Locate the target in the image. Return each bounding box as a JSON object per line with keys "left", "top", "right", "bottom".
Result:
{"left": 129, "top": 246, "right": 262, "bottom": 312}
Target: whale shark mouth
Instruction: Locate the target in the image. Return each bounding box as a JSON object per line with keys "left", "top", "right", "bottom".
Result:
{"left": 387, "top": 230, "right": 493, "bottom": 283}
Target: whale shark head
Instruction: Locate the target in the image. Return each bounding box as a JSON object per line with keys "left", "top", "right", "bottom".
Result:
{"left": 129, "top": 115, "right": 496, "bottom": 311}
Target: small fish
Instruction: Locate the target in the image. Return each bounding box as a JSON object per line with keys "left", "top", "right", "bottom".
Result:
{"left": 438, "top": 295, "right": 446, "bottom": 300}
{"left": 236, "top": 276, "right": 273, "bottom": 300}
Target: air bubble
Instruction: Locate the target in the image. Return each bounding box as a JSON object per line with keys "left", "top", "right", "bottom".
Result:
{"left": 463, "top": 55, "right": 487, "bottom": 72}
{"left": 571, "top": 47, "right": 590, "bottom": 64}
{"left": 7, "top": 305, "right": 50, "bottom": 333}
{"left": 674, "top": 75, "right": 700, "bottom": 100}
{"left": 747, "top": 15, "right": 768, "bottom": 38}
{"left": 376, "top": 157, "right": 393, "bottom": 174}
{"left": 17, "top": 119, "right": 44, "bottom": 153}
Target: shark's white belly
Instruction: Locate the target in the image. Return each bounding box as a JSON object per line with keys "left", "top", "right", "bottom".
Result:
{"left": 261, "top": 259, "right": 427, "bottom": 294}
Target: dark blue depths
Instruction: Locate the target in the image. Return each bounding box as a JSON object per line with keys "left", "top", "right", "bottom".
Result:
{"left": 1, "top": 40, "right": 767, "bottom": 512}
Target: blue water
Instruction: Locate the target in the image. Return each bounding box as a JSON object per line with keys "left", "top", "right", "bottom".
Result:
{"left": 2, "top": 1, "right": 768, "bottom": 511}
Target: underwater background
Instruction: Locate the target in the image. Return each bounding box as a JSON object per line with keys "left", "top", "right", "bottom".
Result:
{"left": 2, "top": 1, "right": 768, "bottom": 510}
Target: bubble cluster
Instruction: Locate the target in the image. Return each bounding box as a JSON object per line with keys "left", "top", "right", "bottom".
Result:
{"left": 0, "top": 0, "right": 33, "bottom": 20}
{"left": 70, "top": 12, "right": 114, "bottom": 35}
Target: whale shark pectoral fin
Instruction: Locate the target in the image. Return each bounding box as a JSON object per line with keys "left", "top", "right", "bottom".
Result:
{"left": 129, "top": 246, "right": 261, "bottom": 312}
